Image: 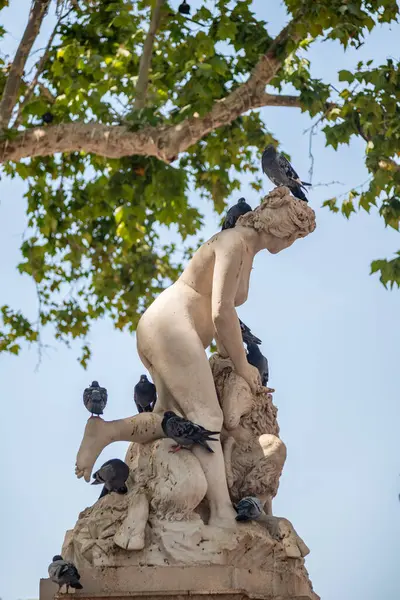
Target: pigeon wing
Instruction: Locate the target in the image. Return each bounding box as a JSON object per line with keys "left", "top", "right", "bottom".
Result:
{"left": 277, "top": 153, "right": 300, "bottom": 182}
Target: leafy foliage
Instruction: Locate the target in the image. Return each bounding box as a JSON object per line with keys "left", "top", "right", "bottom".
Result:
{"left": 0, "top": 0, "right": 399, "bottom": 362}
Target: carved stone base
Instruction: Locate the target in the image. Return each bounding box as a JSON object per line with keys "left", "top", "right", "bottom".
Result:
{"left": 40, "top": 565, "right": 319, "bottom": 600}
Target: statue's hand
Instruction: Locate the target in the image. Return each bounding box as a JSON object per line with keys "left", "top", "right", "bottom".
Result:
{"left": 236, "top": 363, "right": 262, "bottom": 394}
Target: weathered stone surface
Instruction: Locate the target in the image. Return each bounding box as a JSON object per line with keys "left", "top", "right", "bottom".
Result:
{"left": 40, "top": 564, "right": 319, "bottom": 600}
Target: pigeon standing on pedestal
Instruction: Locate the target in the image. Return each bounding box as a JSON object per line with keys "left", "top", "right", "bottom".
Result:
{"left": 246, "top": 342, "right": 269, "bottom": 387}
{"left": 48, "top": 555, "right": 83, "bottom": 592}
{"left": 261, "top": 145, "right": 311, "bottom": 202}
{"left": 134, "top": 374, "right": 157, "bottom": 413}
{"left": 162, "top": 411, "right": 220, "bottom": 453}
{"left": 91, "top": 458, "right": 130, "bottom": 499}
{"left": 83, "top": 380, "right": 107, "bottom": 416}
{"left": 235, "top": 496, "right": 264, "bottom": 521}
{"left": 239, "top": 319, "right": 262, "bottom": 346}
{"left": 221, "top": 198, "right": 252, "bottom": 230}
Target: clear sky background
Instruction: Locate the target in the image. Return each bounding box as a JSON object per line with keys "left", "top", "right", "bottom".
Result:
{"left": 0, "top": 1, "right": 399, "bottom": 599}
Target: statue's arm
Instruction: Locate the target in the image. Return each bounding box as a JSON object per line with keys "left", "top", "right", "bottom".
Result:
{"left": 211, "top": 239, "right": 248, "bottom": 375}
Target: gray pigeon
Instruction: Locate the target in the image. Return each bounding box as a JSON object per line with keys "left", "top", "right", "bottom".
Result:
{"left": 261, "top": 145, "right": 310, "bottom": 202}
{"left": 83, "top": 380, "right": 107, "bottom": 416}
{"left": 235, "top": 496, "right": 264, "bottom": 521}
{"left": 246, "top": 342, "right": 269, "bottom": 387}
{"left": 91, "top": 458, "right": 129, "bottom": 499}
{"left": 48, "top": 555, "right": 83, "bottom": 592}
{"left": 134, "top": 374, "right": 156, "bottom": 413}
{"left": 239, "top": 319, "right": 262, "bottom": 346}
{"left": 222, "top": 198, "right": 252, "bottom": 230}
{"left": 162, "top": 411, "right": 220, "bottom": 453}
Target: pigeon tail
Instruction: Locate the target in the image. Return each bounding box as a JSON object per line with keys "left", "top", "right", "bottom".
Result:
{"left": 196, "top": 438, "right": 215, "bottom": 453}
{"left": 291, "top": 185, "right": 308, "bottom": 202}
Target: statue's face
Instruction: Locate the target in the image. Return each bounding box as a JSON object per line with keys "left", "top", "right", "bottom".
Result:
{"left": 265, "top": 231, "right": 302, "bottom": 254}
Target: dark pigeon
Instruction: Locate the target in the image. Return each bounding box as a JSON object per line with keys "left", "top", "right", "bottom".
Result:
{"left": 48, "top": 555, "right": 83, "bottom": 592}
{"left": 91, "top": 458, "right": 129, "bottom": 499}
{"left": 178, "top": 0, "right": 190, "bottom": 14}
{"left": 239, "top": 319, "right": 262, "bottom": 346}
{"left": 222, "top": 198, "right": 252, "bottom": 230}
{"left": 261, "top": 145, "right": 310, "bottom": 202}
{"left": 134, "top": 374, "right": 156, "bottom": 413}
{"left": 162, "top": 411, "right": 220, "bottom": 453}
{"left": 83, "top": 380, "right": 107, "bottom": 416}
{"left": 246, "top": 342, "right": 269, "bottom": 387}
{"left": 235, "top": 496, "right": 264, "bottom": 521}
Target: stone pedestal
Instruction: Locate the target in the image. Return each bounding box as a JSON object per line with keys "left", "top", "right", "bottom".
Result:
{"left": 40, "top": 565, "right": 319, "bottom": 600}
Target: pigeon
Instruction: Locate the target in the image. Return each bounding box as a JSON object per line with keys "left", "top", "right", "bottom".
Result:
{"left": 42, "top": 111, "right": 54, "bottom": 124}
{"left": 83, "top": 380, "right": 107, "bottom": 416}
{"left": 222, "top": 198, "right": 252, "bottom": 230}
{"left": 48, "top": 555, "right": 83, "bottom": 592}
{"left": 161, "top": 411, "right": 220, "bottom": 453}
{"left": 235, "top": 496, "right": 264, "bottom": 521}
{"left": 134, "top": 374, "right": 156, "bottom": 413}
{"left": 239, "top": 319, "right": 262, "bottom": 346}
{"left": 91, "top": 458, "right": 130, "bottom": 499}
{"left": 178, "top": 0, "right": 190, "bottom": 14}
{"left": 261, "top": 145, "right": 311, "bottom": 202}
{"left": 246, "top": 342, "right": 269, "bottom": 386}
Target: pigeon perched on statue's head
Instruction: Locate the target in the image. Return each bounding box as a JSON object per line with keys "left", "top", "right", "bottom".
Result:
{"left": 261, "top": 144, "right": 311, "bottom": 203}
{"left": 235, "top": 496, "right": 264, "bottom": 522}
{"left": 83, "top": 380, "right": 108, "bottom": 416}
{"left": 134, "top": 374, "right": 157, "bottom": 413}
{"left": 221, "top": 197, "right": 252, "bottom": 230}
{"left": 162, "top": 411, "right": 220, "bottom": 453}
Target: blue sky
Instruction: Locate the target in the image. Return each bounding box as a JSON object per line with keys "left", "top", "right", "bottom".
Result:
{"left": 1, "top": 1, "right": 400, "bottom": 599}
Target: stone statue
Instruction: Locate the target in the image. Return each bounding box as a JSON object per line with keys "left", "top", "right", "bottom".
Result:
{"left": 63, "top": 187, "right": 318, "bottom": 599}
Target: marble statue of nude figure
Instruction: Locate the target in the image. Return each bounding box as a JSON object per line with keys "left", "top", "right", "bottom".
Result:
{"left": 75, "top": 186, "right": 316, "bottom": 529}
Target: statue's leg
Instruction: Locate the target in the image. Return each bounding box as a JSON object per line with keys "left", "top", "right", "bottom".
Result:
{"left": 75, "top": 413, "right": 164, "bottom": 482}
{"left": 145, "top": 330, "right": 237, "bottom": 529}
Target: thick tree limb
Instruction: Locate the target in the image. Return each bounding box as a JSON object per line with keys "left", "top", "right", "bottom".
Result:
{"left": 134, "top": 0, "right": 165, "bottom": 110}
{"left": 0, "top": 19, "right": 303, "bottom": 163}
{"left": 0, "top": 0, "right": 51, "bottom": 131}
{"left": 13, "top": 5, "right": 71, "bottom": 127}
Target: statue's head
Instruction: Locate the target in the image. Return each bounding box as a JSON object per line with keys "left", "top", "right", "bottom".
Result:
{"left": 237, "top": 187, "right": 316, "bottom": 253}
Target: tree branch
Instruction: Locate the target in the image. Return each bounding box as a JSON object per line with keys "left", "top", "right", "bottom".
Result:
{"left": 0, "top": 19, "right": 304, "bottom": 163}
{"left": 13, "top": 9, "right": 72, "bottom": 128}
{"left": 0, "top": 0, "right": 52, "bottom": 131}
{"left": 134, "top": 0, "right": 165, "bottom": 110}
{"left": 255, "top": 93, "right": 302, "bottom": 108}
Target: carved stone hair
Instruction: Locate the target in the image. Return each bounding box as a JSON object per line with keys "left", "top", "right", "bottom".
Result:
{"left": 237, "top": 187, "right": 316, "bottom": 239}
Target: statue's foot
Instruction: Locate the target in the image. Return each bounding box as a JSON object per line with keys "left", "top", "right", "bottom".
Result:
{"left": 75, "top": 416, "right": 112, "bottom": 482}
{"left": 208, "top": 504, "right": 237, "bottom": 530}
